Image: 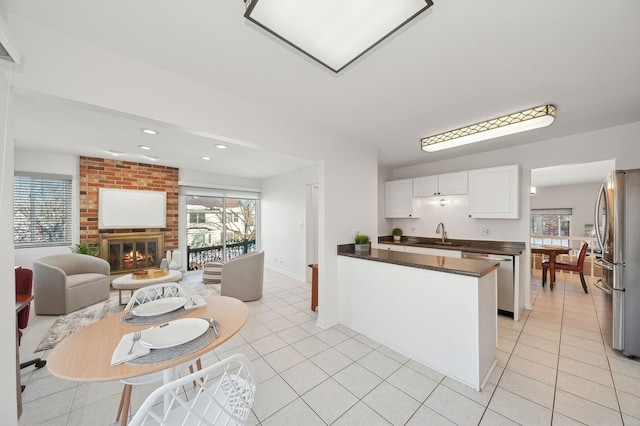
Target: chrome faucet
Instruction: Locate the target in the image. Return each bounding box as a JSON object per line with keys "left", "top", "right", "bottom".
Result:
{"left": 436, "top": 222, "right": 447, "bottom": 243}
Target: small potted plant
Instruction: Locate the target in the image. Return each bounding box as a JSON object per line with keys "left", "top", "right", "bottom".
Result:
{"left": 71, "top": 242, "right": 100, "bottom": 256}
{"left": 354, "top": 234, "right": 371, "bottom": 253}
{"left": 392, "top": 228, "right": 403, "bottom": 241}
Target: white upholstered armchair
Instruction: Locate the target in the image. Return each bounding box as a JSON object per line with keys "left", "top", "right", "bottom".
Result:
{"left": 203, "top": 251, "right": 264, "bottom": 301}
{"left": 33, "top": 254, "right": 111, "bottom": 315}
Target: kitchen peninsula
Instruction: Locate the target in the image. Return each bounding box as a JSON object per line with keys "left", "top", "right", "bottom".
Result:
{"left": 337, "top": 244, "right": 499, "bottom": 391}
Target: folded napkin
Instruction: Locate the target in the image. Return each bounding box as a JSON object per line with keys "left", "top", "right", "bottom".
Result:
{"left": 111, "top": 331, "right": 151, "bottom": 366}
{"left": 184, "top": 295, "right": 207, "bottom": 310}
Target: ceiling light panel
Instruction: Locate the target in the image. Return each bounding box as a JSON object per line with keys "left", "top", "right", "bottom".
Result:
{"left": 244, "top": 0, "right": 433, "bottom": 73}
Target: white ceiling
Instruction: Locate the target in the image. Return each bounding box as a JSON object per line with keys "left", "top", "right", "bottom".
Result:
{"left": 5, "top": 0, "right": 640, "bottom": 179}
{"left": 531, "top": 159, "right": 614, "bottom": 188}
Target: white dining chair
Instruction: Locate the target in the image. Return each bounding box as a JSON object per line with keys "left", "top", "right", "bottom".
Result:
{"left": 125, "top": 282, "right": 186, "bottom": 308}
{"left": 117, "top": 282, "right": 201, "bottom": 426}
{"left": 128, "top": 353, "right": 257, "bottom": 426}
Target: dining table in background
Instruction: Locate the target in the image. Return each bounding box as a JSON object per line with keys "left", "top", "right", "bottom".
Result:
{"left": 531, "top": 245, "right": 571, "bottom": 290}
{"left": 46, "top": 296, "right": 248, "bottom": 384}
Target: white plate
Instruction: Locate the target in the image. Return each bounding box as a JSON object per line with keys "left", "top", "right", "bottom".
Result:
{"left": 132, "top": 297, "right": 187, "bottom": 317}
{"left": 140, "top": 318, "right": 210, "bottom": 349}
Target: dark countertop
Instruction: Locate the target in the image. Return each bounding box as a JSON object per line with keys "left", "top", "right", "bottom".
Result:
{"left": 338, "top": 244, "right": 499, "bottom": 278}
{"left": 378, "top": 236, "right": 525, "bottom": 256}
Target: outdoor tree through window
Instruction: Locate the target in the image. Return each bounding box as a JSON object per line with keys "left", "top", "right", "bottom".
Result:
{"left": 14, "top": 173, "right": 72, "bottom": 247}
{"left": 186, "top": 195, "right": 258, "bottom": 269}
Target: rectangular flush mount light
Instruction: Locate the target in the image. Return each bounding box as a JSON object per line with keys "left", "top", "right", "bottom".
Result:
{"left": 421, "top": 105, "right": 556, "bottom": 152}
{"left": 243, "top": 0, "right": 434, "bottom": 73}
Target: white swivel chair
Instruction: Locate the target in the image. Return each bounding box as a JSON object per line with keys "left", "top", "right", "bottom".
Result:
{"left": 128, "top": 353, "right": 257, "bottom": 426}
{"left": 117, "top": 283, "right": 201, "bottom": 426}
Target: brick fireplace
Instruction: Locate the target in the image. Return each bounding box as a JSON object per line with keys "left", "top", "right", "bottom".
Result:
{"left": 99, "top": 232, "right": 164, "bottom": 274}
{"left": 79, "top": 157, "right": 179, "bottom": 274}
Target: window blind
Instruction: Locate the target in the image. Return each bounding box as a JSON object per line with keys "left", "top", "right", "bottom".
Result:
{"left": 14, "top": 172, "right": 73, "bottom": 247}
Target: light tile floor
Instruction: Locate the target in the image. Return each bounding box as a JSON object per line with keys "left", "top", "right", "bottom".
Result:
{"left": 18, "top": 269, "right": 640, "bottom": 425}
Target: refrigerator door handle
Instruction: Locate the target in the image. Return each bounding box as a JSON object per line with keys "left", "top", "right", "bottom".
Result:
{"left": 594, "top": 183, "right": 607, "bottom": 252}
{"left": 595, "top": 258, "right": 614, "bottom": 270}
{"left": 593, "top": 278, "right": 613, "bottom": 295}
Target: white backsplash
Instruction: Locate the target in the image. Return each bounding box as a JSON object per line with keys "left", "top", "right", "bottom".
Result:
{"left": 390, "top": 194, "right": 523, "bottom": 242}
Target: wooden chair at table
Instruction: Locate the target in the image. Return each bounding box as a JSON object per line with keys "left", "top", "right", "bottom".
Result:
{"left": 116, "top": 282, "right": 202, "bottom": 426}
{"left": 542, "top": 242, "right": 590, "bottom": 293}
{"left": 128, "top": 353, "right": 257, "bottom": 426}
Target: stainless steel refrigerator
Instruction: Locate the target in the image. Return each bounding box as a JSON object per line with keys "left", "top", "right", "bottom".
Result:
{"left": 594, "top": 169, "right": 640, "bottom": 357}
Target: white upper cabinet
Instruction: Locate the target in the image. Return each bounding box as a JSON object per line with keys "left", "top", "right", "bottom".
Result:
{"left": 468, "top": 165, "right": 520, "bottom": 219}
{"left": 385, "top": 179, "right": 418, "bottom": 218}
{"left": 413, "top": 171, "right": 468, "bottom": 197}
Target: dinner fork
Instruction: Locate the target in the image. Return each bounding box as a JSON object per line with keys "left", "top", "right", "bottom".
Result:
{"left": 128, "top": 330, "right": 141, "bottom": 355}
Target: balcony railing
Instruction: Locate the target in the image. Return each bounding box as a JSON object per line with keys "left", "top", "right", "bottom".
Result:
{"left": 187, "top": 239, "right": 256, "bottom": 271}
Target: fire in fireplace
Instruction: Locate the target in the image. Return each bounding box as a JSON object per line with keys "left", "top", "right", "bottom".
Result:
{"left": 99, "top": 232, "right": 164, "bottom": 274}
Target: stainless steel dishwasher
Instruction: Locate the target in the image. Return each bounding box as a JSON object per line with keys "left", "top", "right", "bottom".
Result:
{"left": 462, "top": 252, "right": 515, "bottom": 318}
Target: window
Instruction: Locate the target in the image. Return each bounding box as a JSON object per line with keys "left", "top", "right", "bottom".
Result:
{"left": 14, "top": 173, "right": 72, "bottom": 247}
{"left": 182, "top": 187, "right": 259, "bottom": 270}
{"left": 531, "top": 208, "right": 572, "bottom": 237}
{"left": 189, "top": 212, "right": 206, "bottom": 224}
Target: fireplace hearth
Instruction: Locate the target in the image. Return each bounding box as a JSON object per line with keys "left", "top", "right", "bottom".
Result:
{"left": 99, "top": 232, "right": 164, "bottom": 274}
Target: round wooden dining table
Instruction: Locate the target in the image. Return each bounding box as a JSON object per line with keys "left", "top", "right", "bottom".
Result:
{"left": 47, "top": 296, "right": 248, "bottom": 382}
{"left": 531, "top": 245, "right": 571, "bottom": 290}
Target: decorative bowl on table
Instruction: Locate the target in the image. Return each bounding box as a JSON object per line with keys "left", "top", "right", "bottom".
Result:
{"left": 132, "top": 268, "right": 170, "bottom": 279}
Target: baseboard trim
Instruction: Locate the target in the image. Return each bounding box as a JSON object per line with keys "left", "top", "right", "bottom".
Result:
{"left": 264, "top": 265, "right": 305, "bottom": 282}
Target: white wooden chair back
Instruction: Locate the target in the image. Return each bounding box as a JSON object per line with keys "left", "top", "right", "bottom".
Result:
{"left": 124, "top": 282, "right": 186, "bottom": 310}
{"left": 128, "top": 353, "right": 257, "bottom": 426}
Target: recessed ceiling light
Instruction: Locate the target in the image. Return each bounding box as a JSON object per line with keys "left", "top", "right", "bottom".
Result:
{"left": 201, "top": 156, "right": 211, "bottom": 160}
{"left": 145, "top": 155, "right": 159, "bottom": 161}
{"left": 215, "top": 144, "right": 227, "bottom": 149}
{"left": 138, "top": 145, "right": 152, "bottom": 151}
{"left": 141, "top": 128, "right": 157, "bottom": 135}
{"left": 107, "top": 150, "right": 123, "bottom": 156}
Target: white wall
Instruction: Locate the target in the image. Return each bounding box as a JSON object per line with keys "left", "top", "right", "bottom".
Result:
{"left": 531, "top": 182, "right": 602, "bottom": 239}
{"left": 13, "top": 150, "right": 79, "bottom": 269}
{"left": 390, "top": 193, "right": 524, "bottom": 243}
{"left": 1, "top": 51, "right": 18, "bottom": 425}
{"left": 261, "top": 164, "right": 319, "bottom": 280}
{"left": 260, "top": 144, "right": 379, "bottom": 330}
{"left": 377, "top": 165, "right": 392, "bottom": 235}
{"left": 318, "top": 146, "right": 378, "bottom": 328}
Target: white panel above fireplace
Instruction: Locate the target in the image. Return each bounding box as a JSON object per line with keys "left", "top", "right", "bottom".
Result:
{"left": 98, "top": 188, "right": 166, "bottom": 229}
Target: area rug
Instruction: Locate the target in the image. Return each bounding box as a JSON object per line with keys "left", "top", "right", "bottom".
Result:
{"left": 35, "top": 292, "right": 124, "bottom": 353}
{"left": 35, "top": 280, "right": 216, "bottom": 353}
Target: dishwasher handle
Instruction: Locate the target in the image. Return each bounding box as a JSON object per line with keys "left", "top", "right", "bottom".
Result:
{"left": 462, "top": 252, "right": 513, "bottom": 262}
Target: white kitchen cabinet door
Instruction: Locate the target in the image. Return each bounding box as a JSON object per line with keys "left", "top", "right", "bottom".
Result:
{"left": 437, "top": 171, "right": 468, "bottom": 195}
{"left": 412, "top": 175, "right": 438, "bottom": 197}
{"left": 385, "top": 179, "right": 418, "bottom": 218}
{"left": 468, "top": 165, "right": 520, "bottom": 219}
{"left": 403, "top": 245, "right": 462, "bottom": 258}
{"left": 413, "top": 172, "right": 468, "bottom": 197}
